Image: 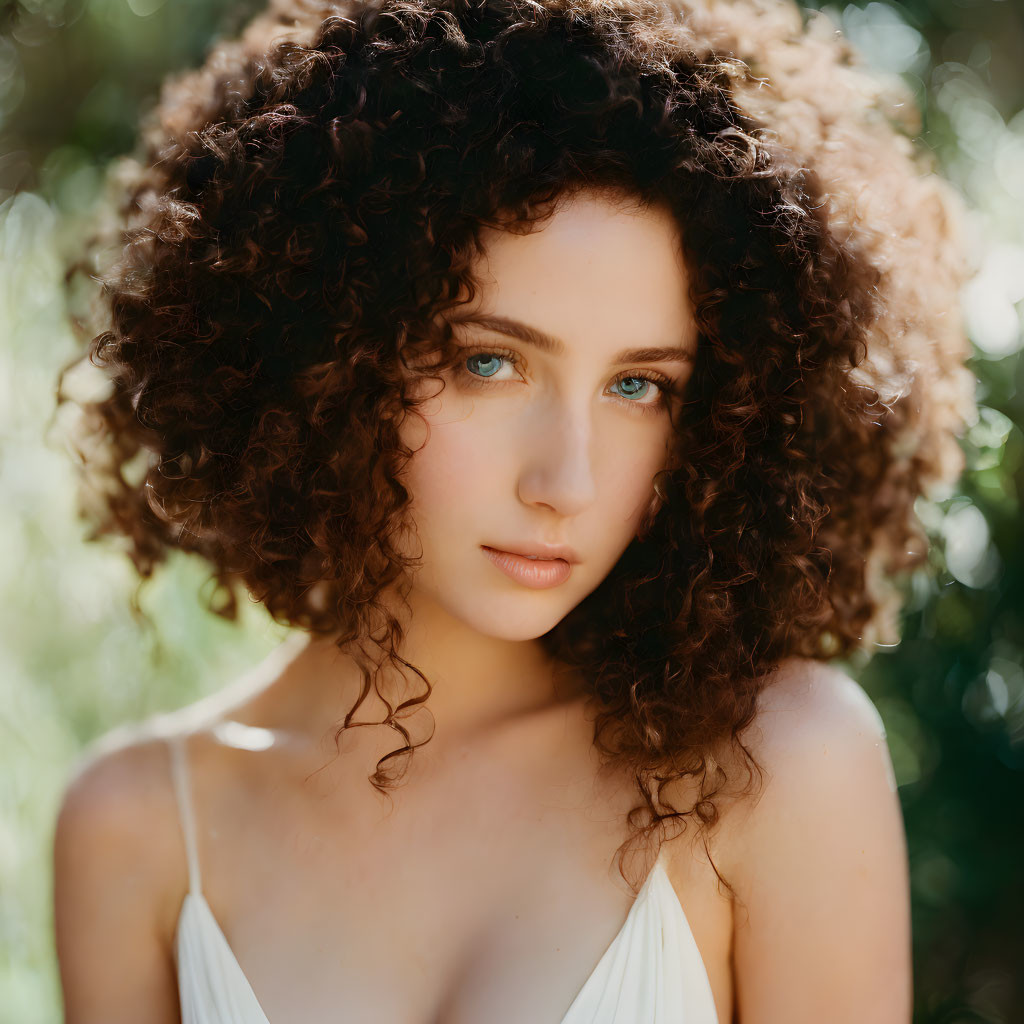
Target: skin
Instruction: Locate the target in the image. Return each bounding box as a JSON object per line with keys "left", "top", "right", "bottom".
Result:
{"left": 52, "top": 189, "right": 911, "bottom": 1023}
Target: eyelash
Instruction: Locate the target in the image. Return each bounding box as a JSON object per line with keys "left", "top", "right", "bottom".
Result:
{"left": 454, "top": 346, "right": 681, "bottom": 416}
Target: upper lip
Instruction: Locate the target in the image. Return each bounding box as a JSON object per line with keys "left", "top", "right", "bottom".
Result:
{"left": 484, "top": 542, "right": 581, "bottom": 564}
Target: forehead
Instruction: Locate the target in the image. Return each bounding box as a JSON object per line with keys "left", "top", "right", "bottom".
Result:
{"left": 463, "top": 192, "right": 696, "bottom": 355}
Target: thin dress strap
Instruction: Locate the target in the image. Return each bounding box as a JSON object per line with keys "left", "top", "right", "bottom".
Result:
{"left": 167, "top": 733, "right": 203, "bottom": 897}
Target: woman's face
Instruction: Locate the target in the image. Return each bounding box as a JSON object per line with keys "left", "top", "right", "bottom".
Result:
{"left": 396, "top": 189, "right": 698, "bottom": 642}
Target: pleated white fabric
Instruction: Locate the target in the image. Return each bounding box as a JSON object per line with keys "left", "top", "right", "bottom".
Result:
{"left": 558, "top": 854, "right": 720, "bottom": 1024}
{"left": 167, "top": 734, "right": 720, "bottom": 1024}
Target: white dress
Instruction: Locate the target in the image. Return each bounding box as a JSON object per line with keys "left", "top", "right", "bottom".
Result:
{"left": 166, "top": 734, "right": 721, "bottom": 1024}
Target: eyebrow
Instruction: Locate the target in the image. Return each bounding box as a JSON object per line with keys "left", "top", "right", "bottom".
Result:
{"left": 447, "top": 313, "right": 695, "bottom": 365}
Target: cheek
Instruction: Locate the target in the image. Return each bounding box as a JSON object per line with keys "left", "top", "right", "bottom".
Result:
{"left": 602, "top": 465, "right": 660, "bottom": 536}
{"left": 398, "top": 412, "right": 508, "bottom": 533}
{"left": 595, "top": 429, "right": 673, "bottom": 531}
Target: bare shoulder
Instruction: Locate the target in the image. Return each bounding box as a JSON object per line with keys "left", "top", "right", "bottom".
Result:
{"left": 55, "top": 717, "right": 193, "bottom": 945}
{"left": 711, "top": 656, "right": 911, "bottom": 1023}
{"left": 53, "top": 716, "right": 196, "bottom": 1022}
{"left": 742, "top": 655, "right": 894, "bottom": 795}
{"left": 749, "top": 655, "right": 891, "bottom": 753}
{"left": 711, "top": 655, "right": 899, "bottom": 865}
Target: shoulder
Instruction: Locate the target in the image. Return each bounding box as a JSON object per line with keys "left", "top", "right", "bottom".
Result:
{"left": 53, "top": 637, "right": 306, "bottom": 937}
{"left": 57, "top": 720, "right": 176, "bottom": 857}
{"left": 714, "top": 656, "right": 899, "bottom": 868}
{"left": 711, "top": 657, "right": 911, "bottom": 1022}
{"left": 54, "top": 716, "right": 197, "bottom": 947}
{"left": 746, "top": 655, "right": 894, "bottom": 794}
{"left": 53, "top": 716, "right": 216, "bottom": 1020}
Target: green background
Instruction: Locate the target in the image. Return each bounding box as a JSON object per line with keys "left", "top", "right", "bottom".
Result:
{"left": 0, "top": 0, "right": 1021, "bottom": 1020}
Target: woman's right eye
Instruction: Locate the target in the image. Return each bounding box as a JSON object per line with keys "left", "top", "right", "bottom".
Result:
{"left": 469, "top": 354, "right": 501, "bottom": 377}
{"left": 457, "top": 347, "right": 522, "bottom": 385}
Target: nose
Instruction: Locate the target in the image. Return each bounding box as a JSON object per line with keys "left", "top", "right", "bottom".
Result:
{"left": 516, "top": 400, "right": 598, "bottom": 516}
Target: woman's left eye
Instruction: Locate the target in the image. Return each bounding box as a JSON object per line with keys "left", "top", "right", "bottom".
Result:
{"left": 457, "top": 347, "right": 678, "bottom": 415}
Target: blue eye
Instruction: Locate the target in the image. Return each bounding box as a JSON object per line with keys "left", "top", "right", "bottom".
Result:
{"left": 466, "top": 353, "right": 504, "bottom": 378}
{"left": 614, "top": 376, "right": 652, "bottom": 400}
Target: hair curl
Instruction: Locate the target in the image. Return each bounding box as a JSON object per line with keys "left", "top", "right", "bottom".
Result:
{"left": 53, "top": 0, "right": 974, "bottom": 892}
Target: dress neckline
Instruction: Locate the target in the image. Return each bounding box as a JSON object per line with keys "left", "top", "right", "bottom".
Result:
{"left": 175, "top": 851, "right": 671, "bottom": 1024}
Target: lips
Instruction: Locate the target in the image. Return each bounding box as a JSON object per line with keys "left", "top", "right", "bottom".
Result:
{"left": 481, "top": 546, "right": 575, "bottom": 589}
{"left": 482, "top": 542, "right": 580, "bottom": 564}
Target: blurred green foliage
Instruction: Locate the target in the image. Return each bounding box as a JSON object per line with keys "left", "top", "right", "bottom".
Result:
{"left": 0, "top": 0, "right": 1021, "bottom": 1021}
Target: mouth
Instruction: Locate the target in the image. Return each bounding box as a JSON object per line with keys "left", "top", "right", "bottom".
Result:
{"left": 481, "top": 546, "right": 575, "bottom": 589}
{"left": 481, "top": 542, "right": 580, "bottom": 564}
{"left": 491, "top": 550, "right": 559, "bottom": 560}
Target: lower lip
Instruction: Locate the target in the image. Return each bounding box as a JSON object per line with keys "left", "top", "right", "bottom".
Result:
{"left": 481, "top": 546, "right": 573, "bottom": 589}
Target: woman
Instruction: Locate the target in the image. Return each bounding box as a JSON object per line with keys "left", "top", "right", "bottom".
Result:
{"left": 50, "top": 0, "right": 974, "bottom": 1021}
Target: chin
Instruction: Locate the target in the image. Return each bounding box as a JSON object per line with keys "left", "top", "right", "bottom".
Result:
{"left": 445, "top": 595, "right": 573, "bottom": 642}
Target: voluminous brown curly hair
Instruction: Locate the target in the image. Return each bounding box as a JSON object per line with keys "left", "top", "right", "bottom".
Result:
{"left": 54, "top": 0, "right": 974, "bottom": 890}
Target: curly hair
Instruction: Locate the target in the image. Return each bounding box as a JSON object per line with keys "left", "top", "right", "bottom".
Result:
{"left": 53, "top": 0, "right": 974, "bottom": 892}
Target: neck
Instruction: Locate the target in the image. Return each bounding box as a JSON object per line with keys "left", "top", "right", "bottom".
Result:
{"left": 275, "top": 589, "right": 587, "bottom": 753}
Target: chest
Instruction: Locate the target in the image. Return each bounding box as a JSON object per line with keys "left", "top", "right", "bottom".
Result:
{"left": 171, "top": 727, "right": 735, "bottom": 1024}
